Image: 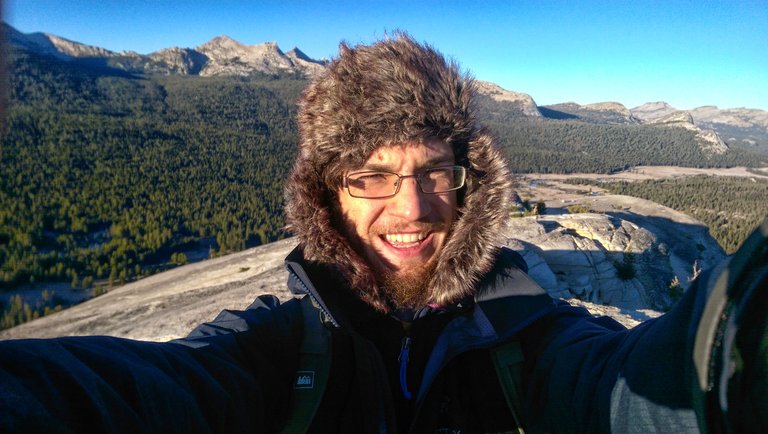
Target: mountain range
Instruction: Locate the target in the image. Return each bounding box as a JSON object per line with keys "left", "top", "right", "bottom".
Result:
{"left": 3, "top": 23, "right": 327, "bottom": 78}
{"left": 4, "top": 22, "right": 767, "bottom": 152}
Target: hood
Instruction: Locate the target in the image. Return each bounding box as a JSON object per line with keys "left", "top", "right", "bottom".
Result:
{"left": 284, "top": 34, "right": 513, "bottom": 313}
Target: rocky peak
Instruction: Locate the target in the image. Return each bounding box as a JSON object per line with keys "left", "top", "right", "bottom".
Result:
{"left": 286, "top": 47, "right": 312, "bottom": 62}
{"left": 144, "top": 47, "right": 208, "bottom": 75}
{"left": 4, "top": 23, "right": 324, "bottom": 78}
{"left": 475, "top": 81, "right": 542, "bottom": 118}
{"left": 4, "top": 23, "right": 112, "bottom": 59}
{"left": 690, "top": 106, "right": 768, "bottom": 129}
{"left": 648, "top": 110, "right": 695, "bottom": 125}
{"left": 195, "top": 36, "right": 298, "bottom": 77}
{"left": 285, "top": 47, "right": 328, "bottom": 77}
{"left": 630, "top": 103, "right": 730, "bottom": 155}
{"left": 45, "top": 34, "right": 116, "bottom": 58}
{"left": 196, "top": 35, "right": 240, "bottom": 57}
{"left": 585, "top": 102, "right": 631, "bottom": 116}
{"left": 631, "top": 101, "right": 679, "bottom": 122}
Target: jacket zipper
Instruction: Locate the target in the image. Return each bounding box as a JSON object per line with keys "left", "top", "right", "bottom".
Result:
{"left": 287, "top": 267, "right": 340, "bottom": 328}
{"left": 399, "top": 335, "right": 413, "bottom": 400}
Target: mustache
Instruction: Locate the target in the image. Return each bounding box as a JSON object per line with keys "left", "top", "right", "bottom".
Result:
{"left": 372, "top": 221, "right": 449, "bottom": 234}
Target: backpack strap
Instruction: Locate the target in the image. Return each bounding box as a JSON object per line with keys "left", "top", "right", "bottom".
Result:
{"left": 491, "top": 341, "right": 526, "bottom": 434}
{"left": 280, "top": 296, "right": 332, "bottom": 434}
{"left": 474, "top": 248, "right": 553, "bottom": 433}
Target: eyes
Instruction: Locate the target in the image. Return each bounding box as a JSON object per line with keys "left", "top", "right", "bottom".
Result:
{"left": 349, "top": 172, "right": 394, "bottom": 189}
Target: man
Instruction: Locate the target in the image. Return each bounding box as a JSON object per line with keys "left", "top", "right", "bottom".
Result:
{"left": 1, "top": 34, "right": 765, "bottom": 433}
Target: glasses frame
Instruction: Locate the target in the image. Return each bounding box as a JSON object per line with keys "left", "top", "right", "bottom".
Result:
{"left": 342, "top": 165, "right": 467, "bottom": 199}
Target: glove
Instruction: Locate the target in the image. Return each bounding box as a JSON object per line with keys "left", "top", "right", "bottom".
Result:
{"left": 692, "top": 217, "right": 767, "bottom": 433}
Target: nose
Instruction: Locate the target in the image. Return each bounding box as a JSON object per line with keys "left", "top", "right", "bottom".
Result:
{"left": 389, "top": 177, "right": 431, "bottom": 219}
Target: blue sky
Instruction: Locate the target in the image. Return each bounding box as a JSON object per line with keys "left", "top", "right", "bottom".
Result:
{"left": 5, "top": 0, "right": 767, "bottom": 110}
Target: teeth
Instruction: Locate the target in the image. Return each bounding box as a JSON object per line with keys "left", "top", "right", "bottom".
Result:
{"left": 384, "top": 233, "right": 426, "bottom": 245}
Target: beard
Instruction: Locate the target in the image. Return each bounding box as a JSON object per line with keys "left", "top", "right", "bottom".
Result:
{"left": 338, "top": 215, "right": 446, "bottom": 310}
{"left": 365, "top": 221, "right": 446, "bottom": 310}
{"left": 378, "top": 256, "right": 438, "bottom": 310}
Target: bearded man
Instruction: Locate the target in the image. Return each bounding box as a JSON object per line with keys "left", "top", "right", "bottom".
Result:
{"left": 1, "top": 34, "right": 766, "bottom": 433}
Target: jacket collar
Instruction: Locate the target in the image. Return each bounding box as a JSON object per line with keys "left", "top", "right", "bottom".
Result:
{"left": 285, "top": 245, "right": 552, "bottom": 332}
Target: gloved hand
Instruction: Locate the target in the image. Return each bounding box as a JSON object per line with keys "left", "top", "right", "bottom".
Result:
{"left": 693, "top": 217, "right": 767, "bottom": 433}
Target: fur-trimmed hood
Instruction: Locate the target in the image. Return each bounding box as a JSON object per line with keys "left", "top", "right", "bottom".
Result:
{"left": 284, "top": 34, "right": 512, "bottom": 313}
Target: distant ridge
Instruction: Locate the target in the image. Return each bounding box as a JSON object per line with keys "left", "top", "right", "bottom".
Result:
{"left": 3, "top": 22, "right": 327, "bottom": 78}
{"left": 632, "top": 102, "right": 768, "bottom": 152}
{"left": 3, "top": 21, "right": 767, "bottom": 149}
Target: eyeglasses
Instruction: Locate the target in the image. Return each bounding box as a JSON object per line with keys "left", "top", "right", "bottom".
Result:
{"left": 343, "top": 165, "right": 467, "bottom": 199}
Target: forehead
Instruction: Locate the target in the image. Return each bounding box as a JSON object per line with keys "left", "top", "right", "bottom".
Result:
{"left": 360, "top": 141, "right": 454, "bottom": 170}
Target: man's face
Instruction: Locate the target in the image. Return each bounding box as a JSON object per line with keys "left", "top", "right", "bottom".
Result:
{"left": 337, "top": 141, "right": 458, "bottom": 306}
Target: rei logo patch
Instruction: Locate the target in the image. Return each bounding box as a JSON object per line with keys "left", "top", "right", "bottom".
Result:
{"left": 294, "top": 371, "right": 315, "bottom": 389}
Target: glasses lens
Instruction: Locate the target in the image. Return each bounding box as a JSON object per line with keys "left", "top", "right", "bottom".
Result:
{"left": 345, "top": 166, "right": 466, "bottom": 198}
{"left": 420, "top": 166, "right": 466, "bottom": 193}
{"left": 346, "top": 172, "right": 398, "bottom": 198}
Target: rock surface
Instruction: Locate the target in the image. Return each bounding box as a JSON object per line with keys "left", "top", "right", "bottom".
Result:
{"left": 475, "top": 81, "right": 542, "bottom": 118}
{"left": 631, "top": 101, "right": 679, "bottom": 120}
{"left": 0, "top": 238, "right": 298, "bottom": 341}
{"left": 633, "top": 106, "right": 729, "bottom": 154}
{"left": 584, "top": 101, "right": 639, "bottom": 121}
{"left": 505, "top": 211, "right": 720, "bottom": 312}
{"left": 197, "top": 37, "right": 293, "bottom": 76}
{"left": 690, "top": 106, "right": 768, "bottom": 129}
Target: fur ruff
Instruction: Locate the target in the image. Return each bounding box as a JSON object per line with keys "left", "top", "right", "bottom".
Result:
{"left": 284, "top": 34, "right": 513, "bottom": 312}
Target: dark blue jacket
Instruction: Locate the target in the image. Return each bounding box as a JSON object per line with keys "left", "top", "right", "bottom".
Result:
{"left": 0, "top": 247, "right": 705, "bottom": 433}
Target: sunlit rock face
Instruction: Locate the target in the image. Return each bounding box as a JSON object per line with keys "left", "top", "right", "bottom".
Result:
{"left": 475, "top": 81, "right": 542, "bottom": 118}
{"left": 504, "top": 213, "right": 724, "bottom": 315}
{"left": 633, "top": 107, "right": 729, "bottom": 155}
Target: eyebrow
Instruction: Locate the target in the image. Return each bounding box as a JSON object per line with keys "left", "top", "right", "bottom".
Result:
{"left": 360, "top": 155, "right": 455, "bottom": 172}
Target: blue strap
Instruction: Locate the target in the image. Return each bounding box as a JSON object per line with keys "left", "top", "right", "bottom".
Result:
{"left": 399, "top": 336, "right": 413, "bottom": 400}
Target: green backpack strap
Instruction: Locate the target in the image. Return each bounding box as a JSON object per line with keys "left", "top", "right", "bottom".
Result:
{"left": 280, "top": 296, "right": 333, "bottom": 434}
{"left": 491, "top": 341, "right": 526, "bottom": 434}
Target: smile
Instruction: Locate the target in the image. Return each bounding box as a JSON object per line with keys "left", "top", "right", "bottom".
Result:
{"left": 383, "top": 232, "right": 427, "bottom": 247}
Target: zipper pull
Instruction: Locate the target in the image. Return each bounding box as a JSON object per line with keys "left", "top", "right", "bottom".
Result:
{"left": 399, "top": 336, "right": 413, "bottom": 400}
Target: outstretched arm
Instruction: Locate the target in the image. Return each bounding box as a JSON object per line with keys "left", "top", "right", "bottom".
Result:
{"left": 522, "top": 218, "right": 767, "bottom": 433}
{"left": 0, "top": 295, "right": 302, "bottom": 433}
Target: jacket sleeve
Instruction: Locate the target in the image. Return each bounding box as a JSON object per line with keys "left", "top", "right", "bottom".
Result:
{"left": 520, "top": 275, "right": 708, "bottom": 433}
{"left": 0, "top": 295, "right": 302, "bottom": 434}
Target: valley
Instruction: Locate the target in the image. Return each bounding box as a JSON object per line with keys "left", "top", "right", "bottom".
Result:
{"left": 518, "top": 165, "right": 768, "bottom": 202}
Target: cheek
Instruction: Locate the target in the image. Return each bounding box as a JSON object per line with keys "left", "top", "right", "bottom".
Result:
{"left": 338, "top": 192, "right": 381, "bottom": 236}
{"left": 437, "top": 192, "right": 458, "bottom": 221}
